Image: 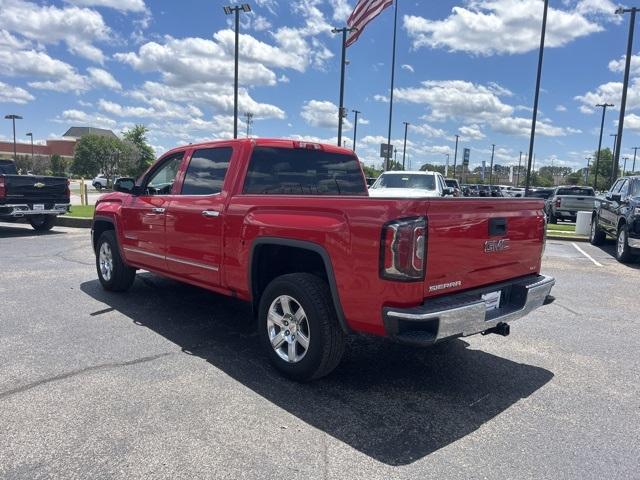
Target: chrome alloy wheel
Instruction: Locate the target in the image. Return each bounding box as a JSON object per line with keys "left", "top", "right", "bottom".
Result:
{"left": 591, "top": 220, "right": 597, "bottom": 241}
{"left": 267, "top": 295, "right": 310, "bottom": 363}
{"left": 99, "top": 242, "right": 114, "bottom": 282}
{"left": 617, "top": 228, "right": 627, "bottom": 257}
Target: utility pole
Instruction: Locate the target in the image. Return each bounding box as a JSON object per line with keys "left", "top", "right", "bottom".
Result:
{"left": 632, "top": 146, "right": 639, "bottom": 172}
{"left": 623, "top": 156, "right": 629, "bottom": 176}
{"left": 452, "top": 134, "right": 459, "bottom": 181}
{"left": 594, "top": 103, "right": 613, "bottom": 190}
{"left": 244, "top": 112, "right": 253, "bottom": 138}
{"left": 613, "top": 7, "right": 639, "bottom": 182}
{"left": 4, "top": 114, "right": 22, "bottom": 162}
{"left": 352, "top": 109, "right": 360, "bottom": 151}
{"left": 489, "top": 144, "right": 495, "bottom": 185}
{"left": 585, "top": 157, "right": 592, "bottom": 183}
{"left": 610, "top": 133, "right": 618, "bottom": 181}
{"left": 402, "top": 122, "right": 409, "bottom": 170}
{"left": 444, "top": 153, "right": 450, "bottom": 177}
{"left": 332, "top": 26, "right": 355, "bottom": 147}
{"left": 525, "top": 0, "right": 549, "bottom": 196}
{"left": 385, "top": 0, "right": 399, "bottom": 170}
{"left": 223, "top": 3, "right": 252, "bottom": 139}
{"left": 517, "top": 151, "right": 522, "bottom": 186}
{"left": 26, "top": 132, "right": 33, "bottom": 161}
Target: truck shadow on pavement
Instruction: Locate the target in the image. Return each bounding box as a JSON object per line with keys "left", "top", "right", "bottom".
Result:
{"left": 592, "top": 239, "right": 640, "bottom": 269}
{"left": 81, "top": 274, "right": 554, "bottom": 466}
{"left": 0, "top": 224, "right": 63, "bottom": 238}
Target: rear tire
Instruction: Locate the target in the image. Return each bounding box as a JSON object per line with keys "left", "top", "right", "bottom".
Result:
{"left": 94, "top": 183, "right": 102, "bottom": 191}
{"left": 616, "top": 224, "right": 633, "bottom": 263}
{"left": 29, "top": 215, "right": 56, "bottom": 232}
{"left": 96, "top": 230, "right": 136, "bottom": 291}
{"left": 589, "top": 216, "right": 605, "bottom": 246}
{"left": 258, "top": 273, "right": 346, "bottom": 381}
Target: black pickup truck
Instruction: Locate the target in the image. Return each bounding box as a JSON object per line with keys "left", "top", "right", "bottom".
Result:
{"left": 0, "top": 159, "right": 70, "bottom": 231}
{"left": 590, "top": 175, "right": 640, "bottom": 263}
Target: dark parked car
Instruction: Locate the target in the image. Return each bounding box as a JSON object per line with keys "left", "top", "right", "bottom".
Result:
{"left": 526, "top": 188, "right": 555, "bottom": 200}
{"left": 590, "top": 176, "right": 640, "bottom": 263}
{"left": 489, "top": 186, "right": 503, "bottom": 197}
{"left": 477, "top": 185, "right": 491, "bottom": 197}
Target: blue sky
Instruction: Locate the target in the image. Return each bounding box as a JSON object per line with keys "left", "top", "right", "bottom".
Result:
{"left": 0, "top": 0, "right": 636, "bottom": 171}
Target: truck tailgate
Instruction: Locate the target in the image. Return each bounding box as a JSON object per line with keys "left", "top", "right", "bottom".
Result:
{"left": 559, "top": 196, "right": 594, "bottom": 211}
{"left": 3, "top": 175, "right": 69, "bottom": 204}
{"left": 424, "top": 198, "right": 545, "bottom": 297}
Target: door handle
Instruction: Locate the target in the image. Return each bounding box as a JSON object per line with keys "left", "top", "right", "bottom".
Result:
{"left": 202, "top": 210, "right": 220, "bottom": 217}
{"left": 151, "top": 207, "right": 166, "bottom": 214}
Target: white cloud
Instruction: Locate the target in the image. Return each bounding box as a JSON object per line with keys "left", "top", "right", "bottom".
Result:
{"left": 98, "top": 98, "right": 202, "bottom": 119}
{"left": 329, "top": 0, "right": 352, "bottom": 22}
{"left": 410, "top": 123, "right": 447, "bottom": 138}
{"left": 555, "top": 104, "right": 568, "bottom": 112}
{"left": 0, "top": 0, "right": 110, "bottom": 63}
{"left": 403, "top": 0, "right": 618, "bottom": 56}
{"left": 401, "top": 64, "right": 415, "bottom": 73}
{"left": 301, "top": 100, "right": 352, "bottom": 129}
{"left": 88, "top": 68, "right": 122, "bottom": 90}
{"left": 66, "top": 0, "right": 146, "bottom": 12}
{"left": 55, "top": 109, "right": 118, "bottom": 129}
{"left": 0, "top": 81, "right": 34, "bottom": 103}
{"left": 459, "top": 124, "right": 485, "bottom": 140}
{"left": 252, "top": 15, "right": 272, "bottom": 31}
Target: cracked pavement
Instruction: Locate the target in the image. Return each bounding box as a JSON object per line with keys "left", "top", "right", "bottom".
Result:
{"left": 0, "top": 223, "right": 639, "bottom": 479}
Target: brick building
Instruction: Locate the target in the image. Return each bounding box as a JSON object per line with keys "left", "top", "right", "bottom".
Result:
{"left": 0, "top": 126, "right": 117, "bottom": 162}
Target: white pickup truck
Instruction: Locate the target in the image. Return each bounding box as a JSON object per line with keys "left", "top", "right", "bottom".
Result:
{"left": 545, "top": 186, "right": 596, "bottom": 223}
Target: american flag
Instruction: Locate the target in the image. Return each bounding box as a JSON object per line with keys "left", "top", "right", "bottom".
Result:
{"left": 346, "top": 0, "right": 394, "bottom": 47}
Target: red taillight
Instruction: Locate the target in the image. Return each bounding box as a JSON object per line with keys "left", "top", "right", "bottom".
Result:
{"left": 380, "top": 217, "right": 427, "bottom": 281}
{"left": 0, "top": 176, "right": 5, "bottom": 199}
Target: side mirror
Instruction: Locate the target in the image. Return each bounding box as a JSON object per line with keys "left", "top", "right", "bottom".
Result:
{"left": 114, "top": 177, "right": 136, "bottom": 194}
{"left": 443, "top": 187, "right": 454, "bottom": 196}
{"left": 610, "top": 193, "right": 622, "bottom": 203}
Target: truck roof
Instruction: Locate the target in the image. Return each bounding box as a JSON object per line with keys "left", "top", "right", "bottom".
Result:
{"left": 379, "top": 170, "right": 437, "bottom": 175}
{"left": 161, "top": 138, "right": 356, "bottom": 158}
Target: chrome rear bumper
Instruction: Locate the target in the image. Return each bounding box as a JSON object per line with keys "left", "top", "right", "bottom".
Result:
{"left": 0, "top": 204, "right": 69, "bottom": 217}
{"left": 383, "top": 275, "right": 555, "bottom": 346}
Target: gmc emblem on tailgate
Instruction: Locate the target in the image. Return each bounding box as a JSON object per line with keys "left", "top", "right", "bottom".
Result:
{"left": 484, "top": 238, "right": 510, "bottom": 253}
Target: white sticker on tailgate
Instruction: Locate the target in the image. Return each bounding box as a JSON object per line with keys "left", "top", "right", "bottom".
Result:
{"left": 33, "top": 204, "right": 44, "bottom": 211}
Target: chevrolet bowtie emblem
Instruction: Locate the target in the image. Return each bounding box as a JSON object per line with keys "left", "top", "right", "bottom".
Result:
{"left": 34, "top": 182, "right": 45, "bottom": 188}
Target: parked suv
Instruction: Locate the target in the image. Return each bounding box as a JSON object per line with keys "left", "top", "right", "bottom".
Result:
{"left": 590, "top": 176, "right": 640, "bottom": 263}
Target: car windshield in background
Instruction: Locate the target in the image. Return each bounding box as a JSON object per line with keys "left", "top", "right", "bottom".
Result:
{"left": 445, "top": 179, "right": 459, "bottom": 188}
{"left": 372, "top": 174, "right": 436, "bottom": 190}
{"left": 556, "top": 187, "right": 594, "bottom": 196}
{"left": 243, "top": 147, "right": 366, "bottom": 195}
{"left": 528, "top": 189, "right": 554, "bottom": 199}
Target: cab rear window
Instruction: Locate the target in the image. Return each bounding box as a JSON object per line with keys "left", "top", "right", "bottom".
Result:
{"left": 243, "top": 147, "right": 367, "bottom": 195}
{"left": 557, "top": 188, "right": 594, "bottom": 196}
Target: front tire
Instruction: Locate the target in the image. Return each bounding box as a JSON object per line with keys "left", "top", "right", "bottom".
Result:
{"left": 589, "top": 216, "right": 605, "bottom": 246}
{"left": 616, "top": 224, "right": 633, "bottom": 263}
{"left": 96, "top": 230, "right": 136, "bottom": 291}
{"left": 548, "top": 211, "right": 557, "bottom": 224}
{"left": 93, "top": 183, "right": 103, "bottom": 191}
{"left": 29, "top": 215, "right": 56, "bottom": 232}
{"left": 258, "top": 273, "right": 346, "bottom": 381}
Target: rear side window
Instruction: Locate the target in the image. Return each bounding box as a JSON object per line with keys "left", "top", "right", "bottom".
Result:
{"left": 243, "top": 147, "right": 366, "bottom": 195}
{"left": 182, "top": 147, "right": 232, "bottom": 195}
{"left": 556, "top": 187, "right": 594, "bottom": 196}
{"left": 0, "top": 160, "right": 17, "bottom": 174}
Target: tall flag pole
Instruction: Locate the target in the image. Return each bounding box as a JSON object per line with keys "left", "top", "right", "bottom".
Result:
{"left": 385, "top": 0, "right": 398, "bottom": 171}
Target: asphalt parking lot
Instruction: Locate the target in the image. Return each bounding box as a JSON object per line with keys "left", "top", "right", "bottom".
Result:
{"left": 1, "top": 223, "right": 639, "bottom": 479}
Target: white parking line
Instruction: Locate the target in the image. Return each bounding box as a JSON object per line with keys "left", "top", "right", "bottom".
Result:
{"left": 571, "top": 242, "right": 603, "bottom": 267}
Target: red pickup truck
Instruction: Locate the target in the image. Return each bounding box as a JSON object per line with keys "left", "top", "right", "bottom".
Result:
{"left": 92, "top": 138, "right": 555, "bottom": 381}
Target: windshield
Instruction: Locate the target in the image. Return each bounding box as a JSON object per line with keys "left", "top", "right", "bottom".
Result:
{"left": 372, "top": 173, "right": 436, "bottom": 190}
{"left": 556, "top": 187, "right": 594, "bottom": 196}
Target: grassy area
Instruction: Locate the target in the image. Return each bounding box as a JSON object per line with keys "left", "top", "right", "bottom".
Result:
{"left": 67, "top": 205, "right": 95, "bottom": 218}
{"left": 547, "top": 223, "right": 575, "bottom": 232}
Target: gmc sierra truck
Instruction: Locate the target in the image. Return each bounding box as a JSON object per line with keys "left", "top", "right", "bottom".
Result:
{"left": 0, "top": 159, "right": 70, "bottom": 231}
{"left": 91, "top": 139, "right": 555, "bottom": 381}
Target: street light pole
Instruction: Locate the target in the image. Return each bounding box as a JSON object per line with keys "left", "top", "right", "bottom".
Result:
{"left": 4, "top": 114, "right": 23, "bottom": 162}
{"left": 26, "top": 132, "right": 33, "bottom": 161}
{"left": 352, "top": 109, "right": 360, "bottom": 151}
{"left": 452, "top": 134, "right": 459, "bottom": 180}
{"left": 610, "top": 133, "right": 618, "bottom": 181}
{"left": 632, "top": 146, "right": 639, "bottom": 172}
{"left": 594, "top": 103, "right": 614, "bottom": 189}
{"left": 244, "top": 111, "right": 253, "bottom": 137}
{"left": 613, "top": 7, "right": 639, "bottom": 182}
{"left": 444, "top": 153, "right": 450, "bottom": 177}
{"left": 223, "top": 3, "right": 252, "bottom": 139}
{"left": 332, "top": 27, "right": 355, "bottom": 147}
{"left": 489, "top": 144, "right": 495, "bottom": 185}
{"left": 517, "top": 151, "right": 522, "bottom": 186}
{"left": 402, "top": 122, "right": 409, "bottom": 170}
{"left": 525, "top": 0, "right": 549, "bottom": 196}
{"left": 623, "top": 156, "right": 629, "bottom": 176}
{"left": 585, "top": 157, "right": 592, "bottom": 183}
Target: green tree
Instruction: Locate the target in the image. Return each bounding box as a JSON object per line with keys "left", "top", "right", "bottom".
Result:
{"left": 122, "top": 125, "right": 155, "bottom": 177}
{"left": 72, "top": 134, "right": 127, "bottom": 182}
{"left": 587, "top": 148, "right": 614, "bottom": 191}
{"left": 361, "top": 163, "right": 382, "bottom": 178}
{"left": 50, "top": 154, "right": 67, "bottom": 176}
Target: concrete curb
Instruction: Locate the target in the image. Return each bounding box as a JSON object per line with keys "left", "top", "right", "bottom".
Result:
{"left": 547, "top": 233, "right": 588, "bottom": 242}
{"left": 57, "top": 216, "right": 92, "bottom": 228}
